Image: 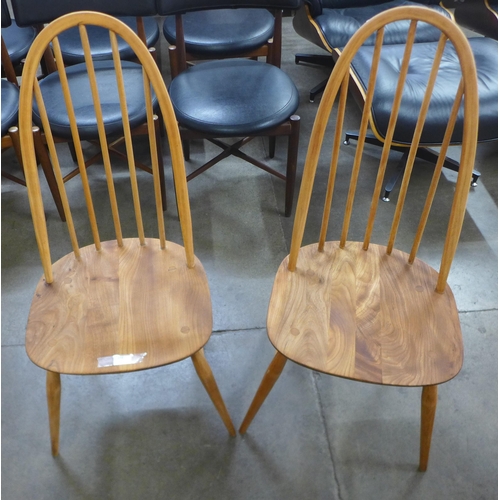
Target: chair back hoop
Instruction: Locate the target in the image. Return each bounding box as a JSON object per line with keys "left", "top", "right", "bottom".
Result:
{"left": 19, "top": 11, "right": 194, "bottom": 285}
{"left": 289, "top": 6, "right": 479, "bottom": 293}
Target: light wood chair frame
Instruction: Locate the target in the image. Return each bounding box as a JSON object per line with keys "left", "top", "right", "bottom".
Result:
{"left": 239, "top": 6, "right": 479, "bottom": 472}
{"left": 19, "top": 11, "right": 235, "bottom": 456}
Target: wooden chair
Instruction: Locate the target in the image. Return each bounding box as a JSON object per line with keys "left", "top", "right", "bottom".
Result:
{"left": 239, "top": 6, "right": 479, "bottom": 471}
{"left": 157, "top": 0, "right": 301, "bottom": 217}
{"left": 19, "top": 11, "right": 235, "bottom": 456}
{"left": 11, "top": 0, "right": 167, "bottom": 210}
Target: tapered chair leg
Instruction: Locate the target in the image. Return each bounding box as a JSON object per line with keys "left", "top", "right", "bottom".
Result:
{"left": 191, "top": 348, "right": 236, "bottom": 436}
{"left": 46, "top": 371, "right": 61, "bottom": 456}
{"left": 419, "top": 384, "right": 438, "bottom": 471}
{"left": 239, "top": 350, "right": 287, "bottom": 434}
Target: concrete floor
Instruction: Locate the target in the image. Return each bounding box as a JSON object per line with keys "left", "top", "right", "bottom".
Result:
{"left": 1, "top": 16, "right": 498, "bottom": 500}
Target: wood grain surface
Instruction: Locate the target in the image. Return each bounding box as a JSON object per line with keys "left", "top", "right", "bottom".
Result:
{"left": 268, "top": 241, "right": 463, "bottom": 386}
{"left": 26, "top": 238, "right": 212, "bottom": 375}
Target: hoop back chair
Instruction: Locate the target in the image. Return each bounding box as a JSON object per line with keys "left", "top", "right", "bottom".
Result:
{"left": 239, "top": 7, "right": 479, "bottom": 471}
{"left": 19, "top": 12, "right": 235, "bottom": 456}
{"left": 157, "top": 0, "right": 301, "bottom": 217}
{"left": 11, "top": 0, "right": 167, "bottom": 209}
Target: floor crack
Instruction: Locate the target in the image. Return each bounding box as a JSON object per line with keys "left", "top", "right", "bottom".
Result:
{"left": 312, "top": 370, "right": 344, "bottom": 500}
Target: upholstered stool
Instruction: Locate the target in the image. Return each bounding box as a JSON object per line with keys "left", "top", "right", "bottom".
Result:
{"left": 163, "top": 8, "right": 275, "bottom": 58}
{"left": 345, "top": 36, "right": 498, "bottom": 199}
{"left": 170, "top": 59, "right": 298, "bottom": 135}
{"left": 169, "top": 58, "right": 300, "bottom": 216}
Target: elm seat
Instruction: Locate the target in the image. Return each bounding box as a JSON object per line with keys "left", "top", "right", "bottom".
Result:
{"left": 2, "top": 18, "right": 36, "bottom": 65}
{"left": 169, "top": 59, "right": 300, "bottom": 136}
{"left": 349, "top": 37, "right": 499, "bottom": 145}
{"left": 1, "top": 80, "right": 19, "bottom": 136}
{"left": 32, "top": 60, "right": 158, "bottom": 140}
{"left": 163, "top": 9, "right": 275, "bottom": 57}
{"left": 57, "top": 16, "right": 160, "bottom": 64}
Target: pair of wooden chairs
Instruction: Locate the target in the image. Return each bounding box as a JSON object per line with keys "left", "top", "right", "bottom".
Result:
{"left": 18, "top": 7, "right": 478, "bottom": 472}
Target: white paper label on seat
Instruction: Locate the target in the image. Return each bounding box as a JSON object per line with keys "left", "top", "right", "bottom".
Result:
{"left": 97, "top": 353, "right": 147, "bottom": 368}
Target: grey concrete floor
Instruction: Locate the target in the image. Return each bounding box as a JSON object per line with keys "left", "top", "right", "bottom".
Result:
{"left": 2, "top": 16, "right": 498, "bottom": 500}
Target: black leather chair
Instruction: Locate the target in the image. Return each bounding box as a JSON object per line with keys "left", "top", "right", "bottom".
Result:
{"left": 455, "top": 0, "right": 498, "bottom": 40}
{"left": 1, "top": 0, "right": 65, "bottom": 220}
{"left": 163, "top": 7, "right": 280, "bottom": 79}
{"left": 11, "top": 0, "right": 167, "bottom": 209}
{"left": 345, "top": 35, "right": 498, "bottom": 200}
{"left": 157, "top": 0, "right": 301, "bottom": 217}
{"left": 293, "top": 0, "right": 452, "bottom": 101}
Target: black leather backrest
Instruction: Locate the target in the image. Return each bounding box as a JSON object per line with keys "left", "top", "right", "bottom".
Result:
{"left": 156, "top": 0, "right": 301, "bottom": 16}
{"left": 2, "top": 0, "right": 11, "bottom": 28}
{"left": 11, "top": 0, "right": 157, "bottom": 26}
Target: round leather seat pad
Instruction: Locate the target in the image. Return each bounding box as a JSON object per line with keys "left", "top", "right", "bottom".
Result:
{"left": 163, "top": 9, "right": 275, "bottom": 57}
{"left": 1, "top": 80, "right": 19, "bottom": 137}
{"left": 350, "top": 37, "right": 498, "bottom": 144}
{"left": 169, "top": 59, "right": 300, "bottom": 136}
{"left": 57, "top": 16, "right": 160, "bottom": 64}
{"left": 317, "top": 0, "right": 450, "bottom": 49}
{"left": 33, "top": 60, "right": 158, "bottom": 140}
{"left": 2, "top": 20, "right": 37, "bottom": 66}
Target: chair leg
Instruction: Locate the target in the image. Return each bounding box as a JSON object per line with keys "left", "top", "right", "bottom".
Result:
{"left": 285, "top": 115, "right": 301, "bottom": 217}
{"left": 239, "top": 350, "right": 287, "bottom": 434}
{"left": 46, "top": 371, "right": 61, "bottom": 456}
{"left": 269, "top": 137, "right": 276, "bottom": 159}
{"left": 382, "top": 150, "right": 409, "bottom": 202}
{"left": 191, "top": 348, "right": 236, "bottom": 436}
{"left": 419, "top": 384, "right": 438, "bottom": 471}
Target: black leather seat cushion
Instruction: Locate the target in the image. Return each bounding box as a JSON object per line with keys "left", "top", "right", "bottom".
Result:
{"left": 163, "top": 8, "right": 275, "bottom": 57}
{"left": 349, "top": 37, "right": 498, "bottom": 144}
{"left": 316, "top": 0, "right": 450, "bottom": 49}
{"left": 57, "top": 16, "right": 160, "bottom": 64}
{"left": 2, "top": 19, "right": 37, "bottom": 65}
{"left": 169, "top": 59, "right": 299, "bottom": 136}
{"left": 1, "top": 80, "right": 19, "bottom": 136}
{"left": 33, "top": 60, "right": 158, "bottom": 140}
